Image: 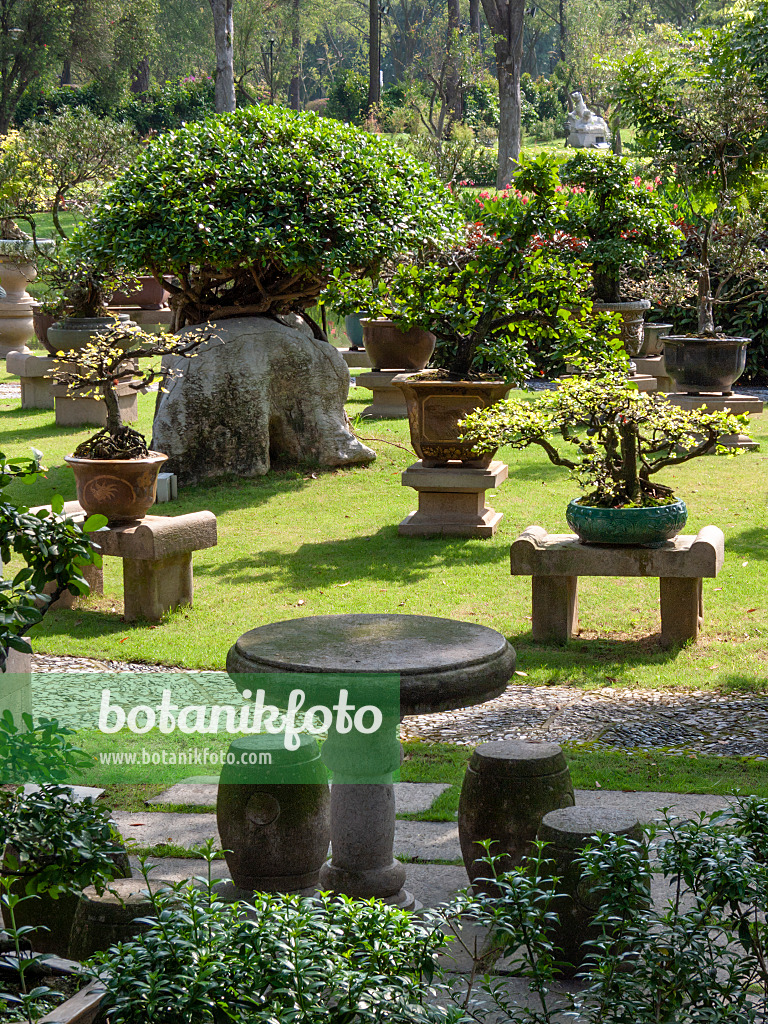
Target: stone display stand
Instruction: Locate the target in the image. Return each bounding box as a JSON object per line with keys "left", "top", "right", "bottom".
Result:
{"left": 5, "top": 351, "right": 56, "bottom": 409}
{"left": 52, "top": 501, "right": 217, "bottom": 621}
{"left": 538, "top": 807, "right": 645, "bottom": 976}
{"left": 634, "top": 355, "right": 674, "bottom": 392}
{"left": 628, "top": 373, "right": 657, "bottom": 392}
{"left": 399, "top": 460, "right": 508, "bottom": 538}
{"left": 226, "top": 614, "right": 516, "bottom": 908}
{"left": 68, "top": 877, "right": 174, "bottom": 961}
{"left": 510, "top": 524, "right": 724, "bottom": 646}
{"left": 665, "top": 392, "right": 763, "bottom": 415}
{"left": 52, "top": 379, "right": 139, "bottom": 427}
{"left": 356, "top": 370, "right": 407, "bottom": 417}
{"left": 338, "top": 347, "right": 372, "bottom": 370}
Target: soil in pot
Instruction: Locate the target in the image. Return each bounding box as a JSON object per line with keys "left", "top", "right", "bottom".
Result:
{"left": 361, "top": 319, "right": 435, "bottom": 371}
{"left": 65, "top": 450, "right": 168, "bottom": 523}
{"left": 393, "top": 372, "right": 512, "bottom": 467}
{"left": 566, "top": 498, "right": 688, "bottom": 547}
{"left": 662, "top": 335, "right": 749, "bottom": 395}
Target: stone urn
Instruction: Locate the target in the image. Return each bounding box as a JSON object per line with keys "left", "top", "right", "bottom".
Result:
{"left": 45, "top": 314, "right": 133, "bottom": 356}
{"left": 64, "top": 451, "right": 168, "bottom": 522}
{"left": 662, "top": 335, "right": 750, "bottom": 395}
{"left": 361, "top": 318, "right": 435, "bottom": 371}
{"left": 392, "top": 372, "right": 512, "bottom": 467}
{"left": 0, "top": 239, "right": 44, "bottom": 356}
{"left": 640, "top": 322, "right": 673, "bottom": 357}
{"left": 593, "top": 298, "right": 651, "bottom": 358}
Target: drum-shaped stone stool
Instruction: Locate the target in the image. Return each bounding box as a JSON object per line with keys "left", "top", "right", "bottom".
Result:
{"left": 216, "top": 732, "right": 331, "bottom": 894}
{"left": 458, "top": 741, "right": 574, "bottom": 888}
{"left": 68, "top": 876, "right": 175, "bottom": 960}
{"left": 537, "top": 807, "right": 645, "bottom": 977}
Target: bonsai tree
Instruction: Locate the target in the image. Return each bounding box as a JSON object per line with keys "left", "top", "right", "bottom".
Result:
{"left": 329, "top": 156, "right": 626, "bottom": 381}
{"left": 72, "top": 105, "right": 460, "bottom": 333}
{"left": 53, "top": 321, "right": 214, "bottom": 459}
{"left": 559, "top": 151, "right": 684, "bottom": 305}
{"left": 612, "top": 35, "right": 768, "bottom": 335}
{"left": 0, "top": 452, "right": 104, "bottom": 671}
{"left": 461, "top": 367, "right": 744, "bottom": 507}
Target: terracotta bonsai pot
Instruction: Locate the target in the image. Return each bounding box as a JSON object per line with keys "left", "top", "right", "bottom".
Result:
{"left": 110, "top": 274, "right": 169, "bottom": 310}
{"left": 361, "top": 319, "right": 435, "bottom": 371}
{"left": 45, "top": 314, "right": 133, "bottom": 356}
{"left": 64, "top": 451, "right": 168, "bottom": 522}
{"left": 593, "top": 299, "right": 651, "bottom": 358}
{"left": 566, "top": 498, "right": 688, "bottom": 547}
{"left": 31, "top": 304, "right": 56, "bottom": 348}
{"left": 662, "top": 335, "right": 750, "bottom": 395}
{"left": 392, "top": 374, "right": 512, "bottom": 467}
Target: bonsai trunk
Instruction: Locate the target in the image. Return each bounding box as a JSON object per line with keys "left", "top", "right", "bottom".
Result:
{"left": 104, "top": 387, "right": 123, "bottom": 437}
{"left": 697, "top": 224, "right": 715, "bottom": 335}
{"left": 618, "top": 420, "right": 642, "bottom": 505}
{"left": 593, "top": 269, "right": 622, "bottom": 304}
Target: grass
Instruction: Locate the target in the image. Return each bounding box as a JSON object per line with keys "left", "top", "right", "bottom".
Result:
{"left": 2, "top": 378, "right": 767, "bottom": 692}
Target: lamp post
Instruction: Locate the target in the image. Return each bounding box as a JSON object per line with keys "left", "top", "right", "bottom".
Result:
{"left": 263, "top": 37, "right": 275, "bottom": 104}
{"left": 378, "top": 1, "right": 390, "bottom": 95}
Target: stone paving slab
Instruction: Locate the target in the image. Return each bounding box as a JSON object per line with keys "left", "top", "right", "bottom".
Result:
{"left": 114, "top": 811, "right": 220, "bottom": 850}
{"left": 147, "top": 780, "right": 450, "bottom": 813}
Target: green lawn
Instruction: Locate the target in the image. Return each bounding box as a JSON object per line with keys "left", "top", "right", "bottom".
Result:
{"left": 1, "top": 381, "right": 767, "bottom": 691}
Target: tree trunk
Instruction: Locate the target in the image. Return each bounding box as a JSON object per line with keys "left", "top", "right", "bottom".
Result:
{"left": 481, "top": 0, "right": 525, "bottom": 187}
{"left": 60, "top": 60, "right": 72, "bottom": 87}
{"left": 104, "top": 386, "right": 123, "bottom": 436}
{"left": 559, "top": 0, "right": 566, "bottom": 61}
{"left": 698, "top": 226, "right": 714, "bottom": 334}
{"left": 368, "top": 0, "right": 380, "bottom": 112}
{"left": 131, "top": 57, "right": 150, "bottom": 95}
{"left": 446, "top": 0, "right": 462, "bottom": 128}
{"left": 470, "top": 0, "right": 482, "bottom": 50}
{"left": 289, "top": 0, "right": 301, "bottom": 109}
{"left": 208, "top": 0, "right": 236, "bottom": 113}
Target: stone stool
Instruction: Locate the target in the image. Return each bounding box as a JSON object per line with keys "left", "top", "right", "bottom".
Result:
{"left": 356, "top": 371, "right": 408, "bottom": 417}
{"left": 458, "top": 741, "right": 574, "bottom": 889}
{"left": 510, "top": 525, "right": 724, "bottom": 646}
{"left": 68, "top": 877, "right": 175, "bottom": 960}
{"left": 399, "top": 460, "right": 508, "bottom": 538}
{"left": 537, "top": 807, "right": 645, "bottom": 976}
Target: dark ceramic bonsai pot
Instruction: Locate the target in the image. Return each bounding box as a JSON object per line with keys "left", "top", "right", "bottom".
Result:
{"left": 663, "top": 335, "right": 749, "bottom": 395}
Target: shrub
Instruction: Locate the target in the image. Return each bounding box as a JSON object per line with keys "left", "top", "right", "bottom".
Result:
{"left": 120, "top": 75, "right": 215, "bottom": 135}
{"left": 325, "top": 68, "right": 368, "bottom": 125}
{"left": 77, "top": 105, "right": 458, "bottom": 329}
{"left": 462, "top": 80, "right": 500, "bottom": 130}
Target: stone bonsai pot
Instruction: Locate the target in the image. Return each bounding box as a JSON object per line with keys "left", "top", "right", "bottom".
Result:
{"left": 55, "top": 321, "right": 210, "bottom": 523}
{"left": 109, "top": 273, "right": 169, "bottom": 310}
{"left": 640, "top": 322, "right": 673, "bottom": 357}
{"left": 461, "top": 367, "right": 744, "bottom": 547}
{"left": 45, "top": 313, "right": 132, "bottom": 356}
{"left": 361, "top": 318, "right": 435, "bottom": 371}
{"left": 662, "top": 335, "right": 750, "bottom": 394}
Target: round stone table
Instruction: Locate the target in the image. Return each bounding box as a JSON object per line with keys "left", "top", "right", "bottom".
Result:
{"left": 226, "top": 613, "right": 516, "bottom": 908}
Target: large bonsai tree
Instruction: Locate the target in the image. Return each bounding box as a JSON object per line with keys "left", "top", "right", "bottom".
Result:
{"left": 75, "top": 106, "right": 460, "bottom": 332}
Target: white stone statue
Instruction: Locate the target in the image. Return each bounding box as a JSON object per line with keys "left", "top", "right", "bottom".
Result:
{"left": 565, "top": 92, "right": 610, "bottom": 150}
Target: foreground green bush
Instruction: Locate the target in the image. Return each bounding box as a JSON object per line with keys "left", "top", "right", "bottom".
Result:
{"left": 77, "top": 105, "right": 458, "bottom": 328}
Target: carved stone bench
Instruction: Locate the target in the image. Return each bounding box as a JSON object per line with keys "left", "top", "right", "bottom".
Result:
{"left": 510, "top": 524, "right": 724, "bottom": 646}
{"left": 46, "top": 501, "right": 217, "bottom": 622}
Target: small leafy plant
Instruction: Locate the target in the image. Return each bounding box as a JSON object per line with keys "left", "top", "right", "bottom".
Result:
{"left": 461, "top": 367, "right": 744, "bottom": 506}
{"left": 53, "top": 321, "right": 214, "bottom": 459}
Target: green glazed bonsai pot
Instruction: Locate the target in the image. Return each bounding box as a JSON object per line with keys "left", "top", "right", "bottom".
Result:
{"left": 566, "top": 498, "right": 688, "bottom": 547}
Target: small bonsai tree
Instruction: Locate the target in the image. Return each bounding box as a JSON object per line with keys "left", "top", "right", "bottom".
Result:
{"left": 0, "top": 452, "right": 104, "bottom": 670}
{"left": 53, "top": 322, "right": 214, "bottom": 459}
{"left": 329, "top": 156, "right": 626, "bottom": 380}
{"left": 72, "top": 105, "right": 460, "bottom": 332}
{"left": 461, "top": 367, "right": 744, "bottom": 507}
{"left": 612, "top": 35, "right": 768, "bottom": 335}
{"left": 559, "top": 151, "right": 684, "bottom": 305}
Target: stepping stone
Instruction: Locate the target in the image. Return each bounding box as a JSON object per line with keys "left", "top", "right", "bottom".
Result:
{"left": 23, "top": 783, "right": 104, "bottom": 802}
{"left": 574, "top": 789, "right": 731, "bottom": 822}
{"left": 112, "top": 811, "right": 219, "bottom": 850}
{"left": 147, "top": 780, "right": 450, "bottom": 814}
{"left": 393, "top": 821, "right": 461, "bottom": 862}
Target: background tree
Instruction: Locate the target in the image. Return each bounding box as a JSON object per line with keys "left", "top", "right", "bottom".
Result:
{"left": 209, "top": 0, "right": 236, "bottom": 111}
{"left": 480, "top": 0, "right": 525, "bottom": 187}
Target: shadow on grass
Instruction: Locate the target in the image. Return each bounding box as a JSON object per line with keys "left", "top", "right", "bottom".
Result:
{"left": 504, "top": 459, "right": 565, "bottom": 484}
{"left": 725, "top": 527, "right": 768, "bottom": 562}
{"left": 511, "top": 631, "right": 683, "bottom": 671}
{"left": 198, "top": 527, "right": 507, "bottom": 588}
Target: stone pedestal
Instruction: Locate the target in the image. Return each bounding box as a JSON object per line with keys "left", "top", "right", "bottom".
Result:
{"left": 52, "top": 379, "right": 139, "bottom": 426}
{"left": 634, "top": 355, "right": 674, "bottom": 392}
{"left": 665, "top": 392, "right": 764, "bottom": 415}
{"left": 69, "top": 877, "right": 174, "bottom": 961}
{"left": 5, "top": 351, "right": 56, "bottom": 408}
{"left": 338, "top": 347, "right": 372, "bottom": 370}
{"left": 628, "top": 374, "right": 657, "bottom": 392}
{"left": 400, "top": 460, "right": 508, "bottom": 538}
{"left": 356, "top": 370, "right": 408, "bottom": 417}
{"left": 510, "top": 524, "right": 724, "bottom": 647}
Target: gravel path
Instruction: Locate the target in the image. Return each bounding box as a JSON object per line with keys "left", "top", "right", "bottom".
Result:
{"left": 30, "top": 654, "right": 768, "bottom": 757}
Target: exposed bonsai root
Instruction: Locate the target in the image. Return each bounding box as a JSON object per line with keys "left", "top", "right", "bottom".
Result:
{"left": 72, "top": 427, "right": 149, "bottom": 460}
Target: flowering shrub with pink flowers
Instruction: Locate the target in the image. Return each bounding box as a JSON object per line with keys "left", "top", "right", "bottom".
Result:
{"left": 559, "top": 151, "right": 683, "bottom": 304}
